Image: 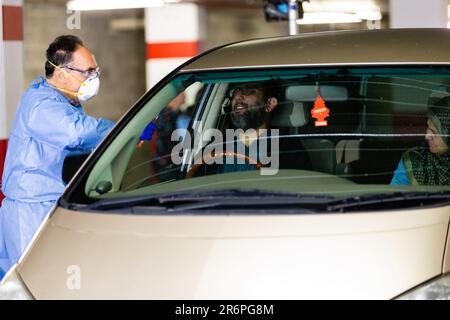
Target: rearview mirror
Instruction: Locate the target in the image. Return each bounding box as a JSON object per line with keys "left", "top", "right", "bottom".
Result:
{"left": 286, "top": 85, "right": 348, "bottom": 102}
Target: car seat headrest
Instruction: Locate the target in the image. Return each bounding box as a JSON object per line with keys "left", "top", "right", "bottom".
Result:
{"left": 271, "top": 101, "right": 309, "bottom": 127}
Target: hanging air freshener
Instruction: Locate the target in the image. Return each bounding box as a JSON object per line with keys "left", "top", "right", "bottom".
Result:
{"left": 311, "top": 84, "right": 330, "bottom": 127}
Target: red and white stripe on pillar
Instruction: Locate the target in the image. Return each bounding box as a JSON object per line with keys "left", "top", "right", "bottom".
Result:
{"left": 145, "top": 3, "right": 205, "bottom": 90}
{"left": 0, "top": 0, "right": 23, "bottom": 201}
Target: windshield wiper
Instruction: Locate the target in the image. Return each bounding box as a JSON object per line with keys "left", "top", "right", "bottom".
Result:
{"left": 323, "top": 191, "right": 450, "bottom": 212}
{"left": 157, "top": 191, "right": 450, "bottom": 213}
{"left": 77, "top": 190, "right": 450, "bottom": 214}
{"left": 81, "top": 189, "right": 334, "bottom": 212}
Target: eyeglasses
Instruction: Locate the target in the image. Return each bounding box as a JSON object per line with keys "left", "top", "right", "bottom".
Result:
{"left": 62, "top": 65, "right": 101, "bottom": 79}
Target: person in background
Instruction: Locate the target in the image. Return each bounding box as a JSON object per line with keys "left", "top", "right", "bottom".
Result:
{"left": 391, "top": 96, "right": 450, "bottom": 186}
{"left": 0, "top": 35, "right": 115, "bottom": 278}
{"left": 154, "top": 92, "right": 187, "bottom": 171}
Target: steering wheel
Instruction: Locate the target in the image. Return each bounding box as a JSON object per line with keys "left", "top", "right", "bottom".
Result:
{"left": 186, "top": 151, "right": 265, "bottom": 178}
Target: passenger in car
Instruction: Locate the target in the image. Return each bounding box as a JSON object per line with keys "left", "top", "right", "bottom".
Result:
{"left": 391, "top": 96, "right": 450, "bottom": 186}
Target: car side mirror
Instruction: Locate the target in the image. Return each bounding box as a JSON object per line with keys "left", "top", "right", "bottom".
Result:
{"left": 62, "top": 153, "right": 90, "bottom": 185}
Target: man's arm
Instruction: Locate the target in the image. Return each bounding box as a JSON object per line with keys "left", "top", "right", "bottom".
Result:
{"left": 27, "top": 99, "right": 115, "bottom": 151}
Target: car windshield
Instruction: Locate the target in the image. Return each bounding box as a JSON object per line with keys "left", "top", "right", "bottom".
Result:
{"left": 70, "top": 66, "right": 450, "bottom": 206}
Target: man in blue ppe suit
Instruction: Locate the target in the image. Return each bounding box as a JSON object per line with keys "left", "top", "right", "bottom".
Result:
{"left": 0, "top": 35, "right": 114, "bottom": 278}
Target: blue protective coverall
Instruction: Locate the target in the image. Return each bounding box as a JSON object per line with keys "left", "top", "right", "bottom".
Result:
{"left": 0, "top": 76, "right": 114, "bottom": 277}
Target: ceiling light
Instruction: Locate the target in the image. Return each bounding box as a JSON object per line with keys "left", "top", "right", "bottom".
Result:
{"left": 301, "top": 1, "right": 382, "bottom": 23}
{"left": 303, "top": 0, "right": 379, "bottom": 13}
{"left": 356, "top": 10, "right": 382, "bottom": 21}
{"left": 67, "top": 0, "right": 165, "bottom": 11}
{"left": 297, "top": 12, "right": 362, "bottom": 25}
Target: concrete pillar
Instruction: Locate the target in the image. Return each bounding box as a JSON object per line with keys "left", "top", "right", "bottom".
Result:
{"left": 144, "top": 3, "right": 205, "bottom": 90}
{"left": 0, "top": 0, "right": 23, "bottom": 201}
{"left": 390, "top": 0, "right": 447, "bottom": 28}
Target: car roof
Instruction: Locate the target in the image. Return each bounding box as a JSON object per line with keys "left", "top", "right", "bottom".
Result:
{"left": 181, "top": 28, "right": 450, "bottom": 72}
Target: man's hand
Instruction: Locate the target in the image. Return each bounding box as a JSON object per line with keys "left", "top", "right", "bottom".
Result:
{"left": 138, "top": 119, "right": 157, "bottom": 148}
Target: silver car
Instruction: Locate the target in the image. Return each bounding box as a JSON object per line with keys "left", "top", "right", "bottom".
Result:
{"left": 1, "top": 28, "right": 450, "bottom": 299}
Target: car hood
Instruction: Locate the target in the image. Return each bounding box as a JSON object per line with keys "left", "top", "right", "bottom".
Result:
{"left": 18, "top": 205, "right": 450, "bottom": 299}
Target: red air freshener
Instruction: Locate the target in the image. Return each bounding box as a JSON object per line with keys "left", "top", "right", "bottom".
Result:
{"left": 311, "top": 94, "right": 330, "bottom": 127}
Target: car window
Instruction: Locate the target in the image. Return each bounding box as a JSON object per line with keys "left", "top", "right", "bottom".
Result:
{"left": 77, "top": 67, "right": 450, "bottom": 203}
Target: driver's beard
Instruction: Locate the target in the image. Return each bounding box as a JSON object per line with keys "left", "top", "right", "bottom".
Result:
{"left": 231, "top": 107, "right": 266, "bottom": 130}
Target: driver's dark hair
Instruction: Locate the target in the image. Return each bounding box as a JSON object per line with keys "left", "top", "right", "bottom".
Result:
{"left": 230, "top": 80, "right": 282, "bottom": 102}
{"left": 45, "top": 35, "right": 84, "bottom": 78}
{"left": 260, "top": 80, "right": 283, "bottom": 102}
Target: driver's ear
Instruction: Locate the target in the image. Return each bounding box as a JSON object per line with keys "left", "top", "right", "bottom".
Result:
{"left": 265, "top": 97, "right": 278, "bottom": 112}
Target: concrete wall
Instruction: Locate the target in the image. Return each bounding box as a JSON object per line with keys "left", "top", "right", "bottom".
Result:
{"left": 205, "top": 8, "right": 287, "bottom": 48}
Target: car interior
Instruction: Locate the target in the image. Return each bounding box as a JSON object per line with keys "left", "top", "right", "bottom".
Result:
{"left": 79, "top": 69, "right": 450, "bottom": 199}
{"left": 207, "top": 79, "right": 428, "bottom": 185}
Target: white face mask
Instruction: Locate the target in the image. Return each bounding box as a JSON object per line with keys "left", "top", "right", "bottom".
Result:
{"left": 77, "top": 76, "right": 100, "bottom": 102}
{"left": 47, "top": 60, "right": 100, "bottom": 103}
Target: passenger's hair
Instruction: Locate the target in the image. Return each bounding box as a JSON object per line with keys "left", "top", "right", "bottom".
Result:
{"left": 45, "top": 35, "right": 84, "bottom": 78}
